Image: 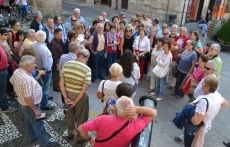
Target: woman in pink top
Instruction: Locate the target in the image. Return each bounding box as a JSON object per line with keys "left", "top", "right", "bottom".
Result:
{"left": 14, "top": 30, "right": 25, "bottom": 57}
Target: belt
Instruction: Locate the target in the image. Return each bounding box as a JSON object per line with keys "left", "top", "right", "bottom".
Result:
{"left": 46, "top": 70, "right": 51, "bottom": 73}
{"left": 36, "top": 67, "right": 51, "bottom": 73}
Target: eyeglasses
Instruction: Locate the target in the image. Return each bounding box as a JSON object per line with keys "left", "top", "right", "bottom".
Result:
{"left": 170, "top": 36, "right": 175, "bottom": 38}
{"left": 204, "top": 66, "right": 212, "bottom": 70}
{"left": 125, "top": 30, "right": 131, "bottom": 32}
{"left": 3, "top": 34, "right": 9, "bottom": 36}
{"left": 71, "top": 20, "right": 77, "bottom": 21}
{"left": 162, "top": 26, "right": 167, "bottom": 28}
{"left": 163, "top": 33, "right": 168, "bottom": 35}
{"left": 99, "top": 20, "right": 103, "bottom": 22}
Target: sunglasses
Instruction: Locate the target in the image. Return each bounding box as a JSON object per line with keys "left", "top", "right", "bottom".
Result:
{"left": 3, "top": 34, "right": 9, "bottom": 36}
{"left": 163, "top": 33, "right": 168, "bottom": 35}
{"left": 170, "top": 36, "right": 175, "bottom": 38}
{"left": 204, "top": 66, "right": 212, "bottom": 70}
{"left": 125, "top": 30, "right": 131, "bottom": 32}
{"left": 99, "top": 20, "right": 103, "bottom": 22}
{"left": 162, "top": 27, "right": 167, "bottom": 28}
{"left": 71, "top": 20, "right": 77, "bottom": 21}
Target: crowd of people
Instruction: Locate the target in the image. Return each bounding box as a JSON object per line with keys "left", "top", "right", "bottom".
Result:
{"left": 0, "top": 6, "right": 229, "bottom": 147}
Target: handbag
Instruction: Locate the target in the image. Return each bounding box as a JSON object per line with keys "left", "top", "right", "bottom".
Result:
{"left": 135, "top": 38, "right": 146, "bottom": 61}
{"left": 184, "top": 98, "right": 209, "bottom": 134}
{"left": 152, "top": 63, "right": 170, "bottom": 78}
{"left": 95, "top": 121, "right": 129, "bottom": 143}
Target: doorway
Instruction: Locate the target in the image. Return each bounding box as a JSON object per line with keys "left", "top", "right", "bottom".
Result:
{"left": 196, "top": 0, "right": 205, "bottom": 21}
{"left": 121, "top": 0, "right": 128, "bottom": 9}
{"left": 101, "top": 0, "right": 111, "bottom": 6}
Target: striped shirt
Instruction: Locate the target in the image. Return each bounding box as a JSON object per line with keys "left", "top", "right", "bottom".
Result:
{"left": 59, "top": 52, "right": 77, "bottom": 72}
{"left": 60, "top": 59, "right": 91, "bottom": 95}
{"left": 10, "top": 68, "right": 42, "bottom": 106}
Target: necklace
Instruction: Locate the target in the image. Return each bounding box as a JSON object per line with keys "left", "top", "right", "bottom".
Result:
{"left": 125, "top": 35, "right": 131, "bottom": 39}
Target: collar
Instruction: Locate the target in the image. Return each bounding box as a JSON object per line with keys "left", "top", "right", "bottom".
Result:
{"left": 53, "top": 38, "right": 61, "bottom": 42}
{"left": 210, "top": 54, "right": 218, "bottom": 60}
{"left": 20, "top": 68, "right": 32, "bottom": 76}
{"left": 76, "top": 58, "right": 86, "bottom": 64}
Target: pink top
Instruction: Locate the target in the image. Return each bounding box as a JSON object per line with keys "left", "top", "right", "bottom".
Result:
{"left": 82, "top": 115, "right": 150, "bottom": 147}
{"left": 192, "top": 66, "right": 204, "bottom": 81}
{"left": 0, "top": 0, "right": 4, "bottom": 5}
{"left": 14, "top": 41, "right": 25, "bottom": 57}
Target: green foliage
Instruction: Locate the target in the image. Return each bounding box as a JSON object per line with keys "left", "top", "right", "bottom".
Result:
{"left": 217, "top": 19, "right": 230, "bottom": 45}
{"left": 211, "top": 25, "right": 221, "bottom": 40}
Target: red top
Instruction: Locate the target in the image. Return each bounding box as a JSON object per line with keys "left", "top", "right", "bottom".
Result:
{"left": 0, "top": 46, "right": 8, "bottom": 70}
{"left": 171, "top": 42, "right": 179, "bottom": 61}
{"left": 176, "top": 35, "right": 189, "bottom": 49}
{"left": 82, "top": 115, "right": 150, "bottom": 147}
{"left": 106, "top": 32, "right": 120, "bottom": 53}
{"left": 0, "top": 0, "right": 5, "bottom": 5}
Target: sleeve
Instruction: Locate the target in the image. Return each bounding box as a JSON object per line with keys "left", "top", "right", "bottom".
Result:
{"left": 131, "top": 115, "right": 151, "bottom": 133}
{"left": 145, "top": 38, "right": 150, "bottom": 52}
{"left": 59, "top": 56, "right": 64, "bottom": 72}
{"left": 98, "top": 80, "right": 105, "bottom": 92}
{"left": 83, "top": 69, "right": 91, "bottom": 85}
{"left": 82, "top": 117, "right": 102, "bottom": 132}
{"left": 132, "top": 37, "right": 138, "bottom": 49}
{"left": 51, "top": 44, "right": 58, "bottom": 65}
{"left": 192, "top": 52, "right": 198, "bottom": 61}
{"left": 196, "top": 42, "right": 202, "bottom": 48}
{"left": 195, "top": 99, "right": 208, "bottom": 115}
{"left": 60, "top": 63, "right": 65, "bottom": 78}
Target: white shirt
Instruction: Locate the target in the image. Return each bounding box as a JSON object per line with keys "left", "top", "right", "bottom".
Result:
{"left": 156, "top": 50, "right": 172, "bottom": 67}
{"left": 16, "top": 0, "right": 27, "bottom": 5}
{"left": 156, "top": 30, "right": 163, "bottom": 38}
{"left": 120, "top": 63, "right": 140, "bottom": 86}
{"left": 132, "top": 36, "right": 150, "bottom": 52}
{"left": 98, "top": 80, "right": 122, "bottom": 106}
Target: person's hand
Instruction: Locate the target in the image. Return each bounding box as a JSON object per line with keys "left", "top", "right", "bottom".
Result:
{"left": 104, "top": 53, "right": 107, "bottom": 58}
{"left": 64, "top": 98, "right": 72, "bottom": 104}
{"left": 114, "top": 42, "right": 119, "bottom": 45}
{"left": 3, "top": 2, "right": 6, "bottom": 7}
{"left": 124, "top": 105, "right": 137, "bottom": 117}
{"left": 38, "top": 70, "right": 46, "bottom": 76}
{"left": 138, "top": 53, "right": 143, "bottom": 57}
{"left": 34, "top": 110, "right": 41, "bottom": 118}
{"left": 88, "top": 138, "right": 95, "bottom": 147}
{"left": 69, "top": 101, "right": 77, "bottom": 108}
{"left": 133, "top": 52, "right": 136, "bottom": 57}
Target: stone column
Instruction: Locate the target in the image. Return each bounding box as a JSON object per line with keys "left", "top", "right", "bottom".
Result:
{"left": 29, "top": 0, "right": 62, "bottom": 14}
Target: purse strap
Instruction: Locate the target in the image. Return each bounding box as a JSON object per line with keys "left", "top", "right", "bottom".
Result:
{"left": 131, "top": 74, "right": 137, "bottom": 85}
{"left": 95, "top": 121, "right": 129, "bottom": 143}
{"left": 195, "top": 98, "right": 209, "bottom": 112}
{"left": 102, "top": 80, "right": 106, "bottom": 96}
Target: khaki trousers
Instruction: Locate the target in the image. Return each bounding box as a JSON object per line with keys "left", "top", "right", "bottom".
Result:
{"left": 66, "top": 92, "right": 89, "bottom": 141}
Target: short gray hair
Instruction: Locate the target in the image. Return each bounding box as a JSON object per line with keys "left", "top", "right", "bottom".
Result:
{"left": 116, "top": 96, "right": 134, "bottom": 118}
{"left": 35, "top": 30, "right": 46, "bottom": 42}
{"left": 33, "top": 11, "right": 42, "bottom": 19}
{"left": 180, "top": 27, "right": 187, "bottom": 33}
{"left": 172, "top": 24, "right": 178, "bottom": 29}
{"left": 207, "top": 60, "right": 217, "bottom": 71}
{"left": 19, "top": 55, "right": 35, "bottom": 67}
{"left": 211, "top": 43, "right": 221, "bottom": 53}
{"left": 25, "top": 29, "right": 35, "bottom": 37}
{"left": 78, "top": 49, "right": 90, "bottom": 57}
{"left": 68, "top": 41, "right": 80, "bottom": 52}
{"left": 74, "top": 8, "right": 80, "bottom": 12}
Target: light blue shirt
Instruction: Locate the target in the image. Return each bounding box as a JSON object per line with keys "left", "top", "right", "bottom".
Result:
{"left": 64, "top": 22, "right": 73, "bottom": 33}
{"left": 53, "top": 24, "right": 67, "bottom": 43}
{"left": 31, "top": 42, "right": 53, "bottom": 71}
{"left": 59, "top": 52, "right": 77, "bottom": 72}
{"left": 67, "top": 15, "right": 88, "bottom": 29}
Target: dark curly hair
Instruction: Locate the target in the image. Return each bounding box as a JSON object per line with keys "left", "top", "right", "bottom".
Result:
{"left": 16, "top": 30, "right": 25, "bottom": 41}
{"left": 116, "top": 82, "right": 134, "bottom": 98}
{"left": 118, "top": 49, "right": 134, "bottom": 78}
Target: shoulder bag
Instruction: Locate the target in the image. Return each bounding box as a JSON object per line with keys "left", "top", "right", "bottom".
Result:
{"left": 152, "top": 62, "right": 170, "bottom": 78}
{"left": 135, "top": 38, "right": 146, "bottom": 61}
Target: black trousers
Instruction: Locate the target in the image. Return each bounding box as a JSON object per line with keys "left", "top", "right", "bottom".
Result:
{"left": 52, "top": 67, "right": 60, "bottom": 90}
{"left": 174, "top": 70, "right": 187, "bottom": 97}
{"left": 0, "top": 5, "right": 10, "bottom": 14}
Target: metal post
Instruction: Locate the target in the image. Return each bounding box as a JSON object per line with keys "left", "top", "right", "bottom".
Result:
{"left": 180, "top": 0, "right": 186, "bottom": 27}
{"left": 115, "top": 0, "right": 118, "bottom": 10}
{"left": 131, "top": 95, "right": 157, "bottom": 147}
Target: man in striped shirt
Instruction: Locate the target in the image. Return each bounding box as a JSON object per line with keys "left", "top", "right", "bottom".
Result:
{"left": 10, "top": 55, "right": 57, "bottom": 147}
{"left": 59, "top": 49, "right": 91, "bottom": 145}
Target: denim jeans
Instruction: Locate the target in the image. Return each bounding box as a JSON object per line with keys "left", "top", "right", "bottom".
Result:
{"left": 0, "top": 69, "right": 9, "bottom": 111}
{"left": 18, "top": 103, "right": 49, "bottom": 146}
{"left": 198, "top": 24, "right": 207, "bottom": 35}
{"left": 106, "top": 52, "right": 117, "bottom": 75}
{"left": 92, "top": 51, "right": 104, "bottom": 80}
{"left": 19, "top": 5, "right": 28, "bottom": 14}
{"left": 155, "top": 75, "right": 166, "bottom": 98}
{"left": 40, "top": 72, "right": 52, "bottom": 108}
{"left": 184, "top": 129, "right": 195, "bottom": 147}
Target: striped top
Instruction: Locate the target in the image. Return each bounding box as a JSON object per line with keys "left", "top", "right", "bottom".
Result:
{"left": 60, "top": 59, "right": 91, "bottom": 94}
{"left": 10, "top": 68, "right": 42, "bottom": 106}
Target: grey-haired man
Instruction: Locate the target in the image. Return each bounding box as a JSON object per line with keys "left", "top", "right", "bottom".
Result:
{"left": 30, "top": 11, "right": 44, "bottom": 32}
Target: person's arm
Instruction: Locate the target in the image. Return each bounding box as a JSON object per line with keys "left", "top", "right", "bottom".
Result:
{"left": 124, "top": 105, "right": 157, "bottom": 122}
{"left": 97, "top": 81, "right": 104, "bottom": 99}
{"left": 157, "top": 53, "right": 171, "bottom": 67}
{"left": 171, "top": 43, "right": 179, "bottom": 51}
{"left": 190, "top": 111, "right": 205, "bottom": 125}
{"left": 187, "top": 60, "right": 196, "bottom": 75}
{"left": 88, "top": 36, "right": 96, "bottom": 54}
{"left": 120, "top": 36, "right": 124, "bottom": 55}
{"left": 190, "top": 99, "right": 206, "bottom": 125}
{"left": 8, "top": 31, "right": 15, "bottom": 54}
{"left": 36, "top": 70, "right": 46, "bottom": 79}
{"left": 220, "top": 99, "right": 228, "bottom": 110}
{"left": 59, "top": 77, "right": 72, "bottom": 104}
{"left": 77, "top": 125, "right": 94, "bottom": 146}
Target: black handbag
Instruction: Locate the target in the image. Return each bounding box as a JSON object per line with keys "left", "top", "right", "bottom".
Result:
{"left": 184, "top": 98, "right": 209, "bottom": 134}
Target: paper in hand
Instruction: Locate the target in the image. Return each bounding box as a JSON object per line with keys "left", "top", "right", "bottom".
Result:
{"left": 60, "top": 103, "right": 72, "bottom": 110}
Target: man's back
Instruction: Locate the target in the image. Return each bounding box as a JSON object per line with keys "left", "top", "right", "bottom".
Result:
{"left": 82, "top": 115, "right": 150, "bottom": 147}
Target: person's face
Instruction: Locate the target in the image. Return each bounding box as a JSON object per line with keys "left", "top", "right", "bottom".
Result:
{"left": 204, "top": 63, "right": 215, "bottom": 76}
{"left": 180, "top": 28, "right": 185, "bottom": 35}
{"left": 121, "top": 15, "right": 126, "bottom": 21}
{"left": 208, "top": 47, "right": 218, "bottom": 57}
{"left": 136, "top": 16, "right": 141, "bottom": 20}
{"left": 139, "top": 30, "right": 145, "bottom": 36}
{"left": 55, "top": 31, "right": 63, "bottom": 40}
{"left": 29, "top": 33, "right": 36, "bottom": 41}
{"left": 163, "top": 31, "right": 168, "bottom": 38}
{"left": 98, "top": 18, "right": 103, "bottom": 23}
{"left": 71, "top": 34, "right": 78, "bottom": 42}
{"left": 74, "top": 10, "right": 80, "bottom": 18}
{"left": 13, "top": 22, "right": 20, "bottom": 30}
{"left": 105, "top": 24, "right": 110, "bottom": 30}
{"left": 19, "top": 34, "right": 25, "bottom": 41}
{"left": 114, "top": 18, "right": 118, "bottom": 23}
{"left": 170, "top": 35, "right": 176, "bottom": 42}
{"left": 143, "top": 15, "right": 148, "bottom": 20}
{"left": 71, "top": 17, "right": 77, "bottom": 25}
{"left": 152, "top": 20, "right": 156, "bottom": 25}
{"left": 135, "top": 21, "right": 139, "bottom": 26}
{"left": 37, "top": 14, "right": 43, "bottom": 21}
{"left": 163, "top": 44, "right": 169, "bottom": 51}
{"left": 119, "top": 23, "right": 125, "bottom": 29}
{"left": 186, "top": 42, "right": 193, "bottom": 50}
{"left": 56, "top": 17, "right": 62, "bottom": 25}
{"left": 28, "top": 60, "right": 36, "bottom": 73}
{"left": 171, "top": 27, "right": 177, "bottom": 33}
{"left": 110, "top": 28, "right": 116, "bottom": 33}
{"left": 206, "top": 44, "right": 211, "bottom": 52}
{"left": 97, "top": 25, "right": 104, "bottom": 33}
{"left": 131, "top": 19, "right": 136, "bottom": 25}
{"left": 191, "top": 33, "right": 196, "bottom": 40}
{"left": 162, "top": 25, "right": 167, "bottom": 30}
{"left": 1, "top": 32, "right": 9, "bottom": 40}
{"left": 150, "top": 29, "right": 156, "bottom": 36}
{"left": 47, "top": 19, "right": 54, "bottom": 28}
{"left": 102, "top": 13, "right": 106, "bottom": 19}
{"left": 125, "top": 28, "right": 132, "bottom": 35}
{"left": 157, "top": 40, "right": 162, "bottom": 47}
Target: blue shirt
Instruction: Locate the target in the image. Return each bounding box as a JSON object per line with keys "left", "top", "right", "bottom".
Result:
{"left": 178, "top": 50, "right": 197, "bottom": 74}
{"left": 67, "top": 15, "right": 88, "bottom": 30}
{"left": 59, "top": 52, "right": 77, "bottom": 72}
{"left": 64, "top": 22, "right": 73, "bottom": 33}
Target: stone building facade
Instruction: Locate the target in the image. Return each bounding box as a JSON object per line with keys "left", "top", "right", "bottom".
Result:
{"left": 28, "top": 0, "right": 62, "bottom": 14}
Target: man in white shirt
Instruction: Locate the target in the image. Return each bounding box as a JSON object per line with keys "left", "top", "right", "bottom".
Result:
{"left": 101, "top": 11, "right": 109, "bottom": 24}
{"left": 156, "top": 23, "right": 168, "bottom": 38}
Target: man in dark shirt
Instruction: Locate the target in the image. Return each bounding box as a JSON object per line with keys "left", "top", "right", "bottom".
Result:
{"left": 197, "top": 15, "right": 207, "bottom": 37}
{"left": 50, "top": 28, "right": 64, "bottom": 92}
{"left": 30, "top": 11, "right": 44, "bottom": 32}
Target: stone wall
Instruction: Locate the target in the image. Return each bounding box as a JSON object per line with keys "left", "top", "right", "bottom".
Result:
{"left": 28, "top": 0, "right": 62, "bottom": 14}
{"left": 128, "top": 0, "right": 188, "bottom": 25}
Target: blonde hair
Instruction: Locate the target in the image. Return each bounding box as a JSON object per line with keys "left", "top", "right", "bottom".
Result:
{"left": 204, "top": 75, "right": 218, "bottom": 93}
{"left": 109, "top": 63, "right": 123, "bottom": 77}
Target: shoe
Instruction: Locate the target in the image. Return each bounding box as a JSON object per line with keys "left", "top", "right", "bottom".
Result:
{"left": 171, "top": 93, "right": 177, "bottom": 96}
{"left": 91, "top": 79, "right": 95, "bottom": 83}
{"left": 76, "top": 140, "right": 87, "bottom": 146}
{"left": 53, "top": 88, "right": 60, "bottom": 92}
{"left": 68, "top": 134, "right": 74, "bottom": 139}
{"left": 8, "top": 14, "right": 10, "bottom": 17}
{"left": 156, "top": 97, "right": 163, "bottom": 101}
{"left": 44, "top": 141, "right": 57, "bottom": 147}
{"left": 223, "top": 141, "right": 230, "bottom": 147}
{"left": 150, "top": 92, "right": 158, "bottom": 96}
{"left": 176, "top": 95, "right": 183, "bottom": 99}
{"left": 8, "top": 100, "right": 15, "bottom": 106}
{"left": 202, "top": 34, "right": 205, "bottom": 37}
{"left": 6, "top": 94, "right": 14, "bottom": 100}
{"left": 41, "top": 105, "right": 54, "bottom": 110}
{"left": 48, "top": 96, "right": 53, "bottom": 100}
{"left": 147, "top": 89, "right": 155, "bottom": 93}
{"left": 0, "top": 14, "right": 3, "bottom": 18}
{"left": 174, "top": 136, "right": 184, "bottom": 144}
{"left": 168, "top": 86, "right": 174, "bottom": 89}
{"left": 0, "top": 107, "right": 17, "bottom": 113}
{"left": 99, "top": 77, "right": 105, "bottom": 80}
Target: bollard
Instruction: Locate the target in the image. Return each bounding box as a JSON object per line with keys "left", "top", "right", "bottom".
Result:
{"left": 131, "top": 95, "right": 157, "bottom": 147}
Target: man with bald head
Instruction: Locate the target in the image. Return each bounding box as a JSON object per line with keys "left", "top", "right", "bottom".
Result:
{"left": 67, "top": 8, "right": 88, "bottom": 29}
{"left": 88, "top": 23, "right": 107, "bottom": 82}
{"left": 78, "top": 96, "right": 157, "bottom": 146}
{"left": 59, "top": 49, "right": 91, "bottom": 145}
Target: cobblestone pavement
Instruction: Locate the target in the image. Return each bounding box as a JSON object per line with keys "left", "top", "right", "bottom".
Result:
{"left": 0, "top": 1, "right": 230, "bottom": 147}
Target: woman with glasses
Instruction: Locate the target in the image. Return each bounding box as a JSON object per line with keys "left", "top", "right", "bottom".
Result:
{"left": 163, "top": 29, "right": 170, "bottom": 41}
{"left": 133, "top": 28, "right": 150, "bottom": 82}
{"left": 120, "top": 26, "right": 134, "bottom": 56}
{"left": 141, "top": 13, "right": 152, "bottom": 29}
{"left": 67, "top": 30, "right": 78, "bottom": 42}
{"left": 168, "top": 33, "right": 179, "bottom": 89}
{"left": 171, "top": 40, "right": 197, "bottom": 99}
{"left": 128, "top": 16, "right": 137, "bottom": 33}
